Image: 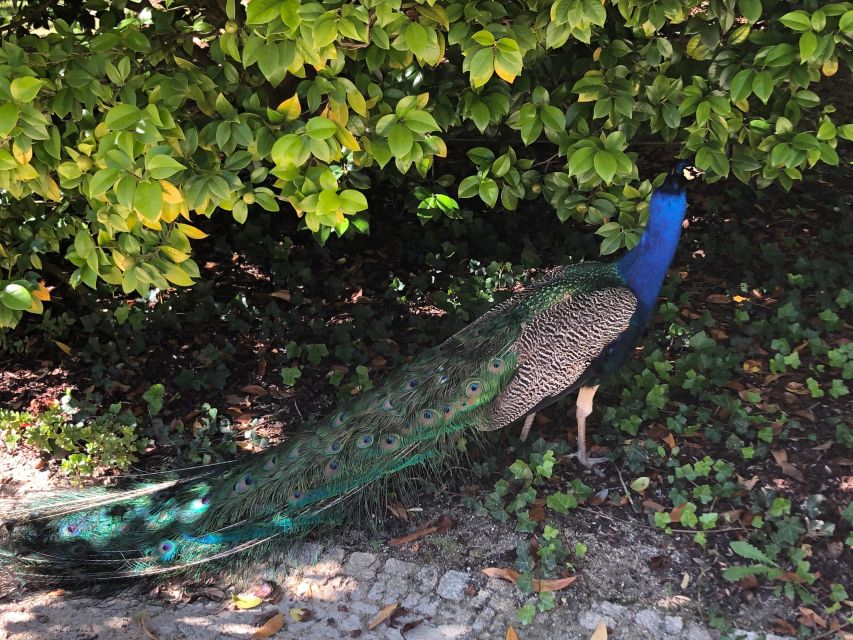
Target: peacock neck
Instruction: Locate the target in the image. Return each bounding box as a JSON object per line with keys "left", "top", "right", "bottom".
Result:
{"left": 617, "top": 189, "right": 687, "bottom": 317}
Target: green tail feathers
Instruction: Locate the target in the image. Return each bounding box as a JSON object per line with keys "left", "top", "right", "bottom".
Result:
{"left": 0, "top": 311, "right": 523, "bottom": 583}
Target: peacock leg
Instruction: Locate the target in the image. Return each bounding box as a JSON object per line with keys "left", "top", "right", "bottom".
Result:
{"left": 571, "top": 385, "right": 608, "bottom": 468}
{"left": 519, "top": 413, "right": 536, "bottom": 442}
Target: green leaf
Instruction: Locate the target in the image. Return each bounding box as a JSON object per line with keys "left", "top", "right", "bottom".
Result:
{"left": 147, "top": 155, "right": 187, "bottom": 179}
{"left": 134, "top": 180, "right": 163, "bottom": 223}
{"left": 738, "top": 0, "right": 761, "bottom": 23}
{"left": 799, "top": 31, "right": 817, "bottom": 60}
{"left": 729, "top": 69, "right": 753, "bottom": 102}
{"left": 402, "top": 110, "right": 440, "bottom": 134}
{"left": 271, "top": 133, "right": 306, "bottom": 166}
{"left": 593, "top": 150, "right": 617, "bottom": 183}
{"left": 458, "top": 175, "right": 480, "bottom": 198}
{"left": 630, "top": 477, "right": 650, "bottom": 492}
{"left": 479, "top": 177, "right": 498, "bottom": 207}
{"left": 305, "top": 117, "right": 337, "bottom": 140}
{"left": 779, "top": 10, "right": 812, "bottom": 32}
{"left": 246, "top": 0, "right": 282, "bottom": 24}
{"left": 387, "top": 123, "right": 414, "bottom": 157}
{"left": 89, "top": 168, "right": 120, "bottom": 197}
{"left": 752, "top": 71, "right": 773, "bottom": 104}
{"left": 339, "top": 189, "right": 368, "bottom": 214}
{"left": 105, "top": 104, "right": 142, "bottom": 130}
{"left": 730, "top": 540, "right": 777, "bottom": 566}
{"left": 0, "top": 283, "right": 32, "bottom": 311}
{"left": 406, "top": 22, "right": 429, "bottom": 59}
{"left": 546, "top": 491, "right": 578, "bottom": 514}
{"left": 0, "top": 103, "right": 19, "bottom": 138}
{"left": 10, "top": 77, "right": 45, "bottom": 102}
{"left": 540, "top": 105, "right": 566, "bottom": 132}
{"left": 468, "top": 48, "right": 494, "bottom": 88}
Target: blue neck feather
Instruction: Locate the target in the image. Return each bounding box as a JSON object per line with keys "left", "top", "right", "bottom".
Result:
{"left": 617, "top": 188, "right": 687, "bottom": 317}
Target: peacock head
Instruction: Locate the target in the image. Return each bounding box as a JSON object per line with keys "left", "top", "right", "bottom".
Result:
{"left": 659, "top": 160, "right": 703, "bottom": 194}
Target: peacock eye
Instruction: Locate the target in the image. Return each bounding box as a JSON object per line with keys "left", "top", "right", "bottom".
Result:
{"left": 400, "top": 420, "right": 414, "bottom": 435}
{"left": 419, "top": 409, "right": 437, "bottom": 426}
{"left": 234, "top": 473, "right": 255, "bottom": 494}
{"left": 488, "top": 358, "right": 505, "bottom": 374}
{"left": 288, "top": 446, "right": 301, "bottom": 460}
{"left": 466, "top": 381, "right": 483, "bottom": 398}
{"left": 405, "top": 378, "right": 419, "bottom": 389}
{"left": 64, "top": 523, "right": 79, "bottom": 536}
{"left": 333, "top": 412, "right": 347, "bottom": 427}
{"left": 201, "top": 495, "right": 211, "bottom": 505}
{"left": 356, "top": 434, "right": 374, "bottom": 449}
{"left": 160, "top": 542, "right": 173, "bottom": 552}
{"left": 380, "top": 397, "right": 395, "bottom": 411}
{"left": 324, "top": 459, "right": 341, "bottom": 477}
{"left": 380, "top": 434, "right": 401, "bottom": 451}
{"left": 438, "top": 374, "right": 449, "bottom": 384}
{"left": 325, "top": 442, "right": 343, "bottom": 455}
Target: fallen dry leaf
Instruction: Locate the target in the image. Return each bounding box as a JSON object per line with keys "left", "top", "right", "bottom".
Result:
{"left": 590, "top": 621, "right": 608, "bottom": 640}
{"left": 389, "top": 516, "right": 455, "bottom": 546}
{"left": 369, "top": 603, "right": 401, "bottom": 630}
{"left": 252, "top": 613, "right": 284, "bottom": 639}
{"left": 641, "top": 499, "right": 665, "bottom": 512}
{"left": 269, "top": 290, "right": 291, "bottom": 301}
{"left": 241, "top": 385, "right": 268, "bottom": 396}
{"left": 742, "top": 359, "right": 763, "bottom": 373}
{"left": 386, "top": 501, "right": 409, "bottom": 522}
{"left": 506, "top": 625, "right": 520, "bottom": 640}
{"left": 706, "top": 294, "right": 731, "bottom": 304}
{"left": 481, "top": 567, "right": 576, "bottom": 593}
{"left": 798, "top": 607, "right": 828, "bottom": 629}
{"left": 232, "top": 593, "right": 264, "bottom": 609}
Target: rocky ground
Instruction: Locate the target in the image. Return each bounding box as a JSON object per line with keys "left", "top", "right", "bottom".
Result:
{"left": 1, "top": 481, "right": 794, "bottom": 640}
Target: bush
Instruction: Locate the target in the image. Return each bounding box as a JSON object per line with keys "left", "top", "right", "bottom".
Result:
{"left": 0, "top": 0, "right": 850, "bottom": 327}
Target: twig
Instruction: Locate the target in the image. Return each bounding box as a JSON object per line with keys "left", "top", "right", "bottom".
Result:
{"left": 613, "top": 463, "right": 635, "bottom": 509}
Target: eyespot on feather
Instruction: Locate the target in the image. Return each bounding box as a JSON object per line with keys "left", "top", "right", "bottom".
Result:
{"left": 325, "top": 442, "right": 343, "bottom": 455}
{"left": 379, "top": 434, "right": 401, "bottom": 451}
{"left": 333, "top": 412, "right": 347, "bottom": 427}
{"left": 399, "top": 420, "right": 414, "bottom": 436}
{"left": 465, "top": 380, "right": 483, "bottom": 399}
{"left": 403, "top": 378, "right": 419, "bottom": 391}
{"left": 355, "top": 433, "right": 374, "bottom": 449}
{"left": 442, "top": 403, "right": 456, "bottom": 421}
{"left": 263, "top": 455, "right": 278, "bottom": 470}
{"left": 487, "top": 358, "right": 506, "bottom": 374}
{"left": 418, "top": 408, "right": 438, "bottom": 426}
{"left": 288, "top": 445, "right": 301, "bottom": 460}
{"left": 324, "top": 459, "right": 341, "bottom": 477}
{"left": 233, "top": 473, "right": 254, "bottom": 494}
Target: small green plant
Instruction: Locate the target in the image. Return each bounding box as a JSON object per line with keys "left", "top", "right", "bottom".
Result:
{"left": 482, "top": 440, "right": 589, "bottom": 624}
{"left": 0, "top": 392, "right": 146, "bottom": 479}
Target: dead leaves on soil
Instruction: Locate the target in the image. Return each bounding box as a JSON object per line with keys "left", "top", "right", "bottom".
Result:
{"left": 482, "top": 567, "right": 577, "bottom": 593}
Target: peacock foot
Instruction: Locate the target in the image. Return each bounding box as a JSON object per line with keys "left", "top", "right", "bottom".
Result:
{"left": 569, "top": 451, "right": 609, "bottom": 474}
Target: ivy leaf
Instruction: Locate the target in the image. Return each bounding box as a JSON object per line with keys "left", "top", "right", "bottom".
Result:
{"left": 546, "top": 491, "right": 578, "bottom": 514}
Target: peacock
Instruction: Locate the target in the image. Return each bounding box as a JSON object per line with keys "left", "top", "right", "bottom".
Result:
{"left": 0, "top": 161, "right": 702, "bottom": 584}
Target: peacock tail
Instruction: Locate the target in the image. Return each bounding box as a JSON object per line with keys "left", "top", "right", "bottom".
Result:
{"left": 0, "top": 162, "right": 699, "bottom": 584}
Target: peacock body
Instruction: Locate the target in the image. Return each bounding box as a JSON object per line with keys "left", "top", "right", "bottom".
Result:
{"left": 0, "top": 162, "right": 700, "bottom": 583}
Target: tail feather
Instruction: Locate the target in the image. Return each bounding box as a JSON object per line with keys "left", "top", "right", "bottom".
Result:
{"left": 1, "top": 308, "right": 524, "bottom": 585}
